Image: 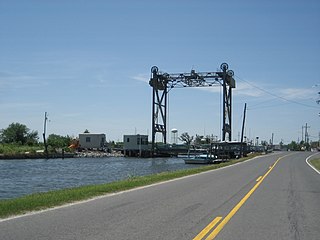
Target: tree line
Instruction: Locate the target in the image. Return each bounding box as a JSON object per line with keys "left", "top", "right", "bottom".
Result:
{"left": 1, "top": 123, "right": 315, "bottom": 153}
{"left": 0, "top": 122, "right": 72, "bottom": 150}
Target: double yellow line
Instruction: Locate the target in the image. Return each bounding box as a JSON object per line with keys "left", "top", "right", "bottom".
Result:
{"left": 193, "top": 155, "right": 286, "bottom": 240}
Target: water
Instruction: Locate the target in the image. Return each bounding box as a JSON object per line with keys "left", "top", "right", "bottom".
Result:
{"left": 0, "top": 157, "right": 201, "bottom": 200}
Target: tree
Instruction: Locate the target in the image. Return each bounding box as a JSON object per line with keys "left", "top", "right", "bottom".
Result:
{"left": 279, "top": 140, "right": 284, "bottom": 149}
{"left": 179, "top": 132, "right": 194, "bottom": 146}
{"left": 288, "top": 141, "right": 299, "bottom": 151}
{"left": 179, "top": 132, "right": 194, "bottom": 155}
{"left": 47, "top": 134, "right": 72, "bottom": 149}
{"left": 194, "top": 134, "right": 204, "bottom": 145}
{"left": 0, "top": 122, "right": 38, "bottom": 145}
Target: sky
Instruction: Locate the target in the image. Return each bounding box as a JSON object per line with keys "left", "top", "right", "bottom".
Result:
{"left": 0, "top": 0, "right": 319, "bottom": 145}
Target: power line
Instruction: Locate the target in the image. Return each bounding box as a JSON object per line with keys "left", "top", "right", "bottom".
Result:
{"left": 248, "top": 101, "right": 291, "bottom": 111}
{"left": 235, "top": 75, "right": 319, "bottom": 109}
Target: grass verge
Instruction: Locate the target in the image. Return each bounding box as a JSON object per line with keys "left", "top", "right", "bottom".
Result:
{"left": 0, "top": 154, "right": 260, "bottom": 219}
{"left": 310, "top": 158, "right": 320, "bottom": 171}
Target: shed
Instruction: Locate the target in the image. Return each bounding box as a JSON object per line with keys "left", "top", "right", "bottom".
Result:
{"left": 79, "top": 133, "right": 106, "bottom": 150}
{"left": 123, "top": 134, "right": 150, "bottom": 157}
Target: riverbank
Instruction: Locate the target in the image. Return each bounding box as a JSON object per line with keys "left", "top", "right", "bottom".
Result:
{"left": 0, "top": 153, "right": 260, "bottom": 219}
{"left": 75, "top": 150, "right": 123, "bottom": 158}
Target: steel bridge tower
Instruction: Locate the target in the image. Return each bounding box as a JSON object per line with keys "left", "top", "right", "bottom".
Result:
{"left": 149, "top": 63, "right": 236, "bottom": 156}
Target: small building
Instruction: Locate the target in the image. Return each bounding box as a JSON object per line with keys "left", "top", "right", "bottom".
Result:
{"left": 123, "top": 134, "right": 150, "bottom": 157}
{"left": 79, "top": 133, "right": 106, "bottom": 150}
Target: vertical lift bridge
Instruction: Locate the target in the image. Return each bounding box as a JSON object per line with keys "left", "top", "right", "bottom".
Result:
{"left": 149, "top": 63, "right": 236, "bottom": 156}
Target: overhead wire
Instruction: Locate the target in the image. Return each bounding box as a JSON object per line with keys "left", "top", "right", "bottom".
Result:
{"left": 234, "top": 74, "right": 319, "bottom": 110}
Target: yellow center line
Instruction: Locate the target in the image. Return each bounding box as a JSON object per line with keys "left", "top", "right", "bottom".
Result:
{"left": 194, "top": 154, "right": 290, "bottom": 240}
{"left": 256, "top": 176, "right": 263, "bottom": 182}
{"left": 193, "top": 217, "right": 222, "bottom": 240}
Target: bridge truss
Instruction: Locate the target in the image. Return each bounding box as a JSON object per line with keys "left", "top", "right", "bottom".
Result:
{"left": 149, "top": 63, "right": 236, "bottom": 156}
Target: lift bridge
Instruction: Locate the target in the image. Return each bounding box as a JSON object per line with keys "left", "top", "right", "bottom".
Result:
{"left": 149, "top": 63, "right": 236, "bottom": 156}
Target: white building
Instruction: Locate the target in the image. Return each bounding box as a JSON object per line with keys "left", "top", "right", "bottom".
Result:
{"left": 79, "top": 133, "right": 106, "bottom": 150}
{"left": 123, "top": 134, "right": 149, "bottom": 157}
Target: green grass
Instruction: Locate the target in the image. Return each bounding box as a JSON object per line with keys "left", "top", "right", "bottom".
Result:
{"left": 310, "top": 158, "right": 320, "bottom": 171}
{"left": 0, "top": 154, "right": 260, "bottom": 219}
{"left": 0, "top": 143, "right": 43, "bottom": 155}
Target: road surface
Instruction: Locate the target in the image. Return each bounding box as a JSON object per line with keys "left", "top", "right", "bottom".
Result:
{"left": 1, "top": 152, "right": 319, "bottom": 239}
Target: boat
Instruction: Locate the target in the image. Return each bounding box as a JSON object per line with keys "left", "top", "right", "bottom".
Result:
{"left": 183, "top": 154, "right": 216, "bottom": 164}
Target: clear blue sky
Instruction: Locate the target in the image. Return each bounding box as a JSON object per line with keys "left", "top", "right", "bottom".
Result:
{"left": 0, "top": 0, "right": 319, "bottom": 144}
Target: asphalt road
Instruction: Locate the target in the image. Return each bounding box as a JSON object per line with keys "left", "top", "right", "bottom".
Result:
{"left": 1, "top": 152, "right": 319, "bottom": 240}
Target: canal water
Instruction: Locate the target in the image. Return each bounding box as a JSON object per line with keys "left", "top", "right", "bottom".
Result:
{"left": 0, "top": 157, "right": 201, "bottom": 200}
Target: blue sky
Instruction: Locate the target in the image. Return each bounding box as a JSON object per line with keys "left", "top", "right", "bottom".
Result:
{"left": 0, "top": 0, "right": 319, "bottom": 144}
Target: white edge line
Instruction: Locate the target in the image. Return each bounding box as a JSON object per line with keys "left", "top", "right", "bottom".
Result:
{"left": 306, "top": 152, "right": 320, "bottom": 175}
{"left": 0, "top": 153, "right": 278, "bottom": 223}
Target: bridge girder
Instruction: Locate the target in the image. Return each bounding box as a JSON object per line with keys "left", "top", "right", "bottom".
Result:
{"left": 149, "top": 63, "right": 235, "bottom": 156}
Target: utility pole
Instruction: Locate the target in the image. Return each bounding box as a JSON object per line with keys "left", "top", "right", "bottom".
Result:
{"left": 43, "top": 112, "right": 49, "bottom": 159}
{"left": 304, "top": 123, "right": 310, "bottom": 144}
{"left": 240, "top": 103, "right": 247, "bottom": 143}
{"left": 240, "top": 103, "right": 247, "bottom": 157}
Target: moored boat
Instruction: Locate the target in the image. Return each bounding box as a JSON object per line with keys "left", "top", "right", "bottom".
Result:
{"left": 183, "top": 154, "right": 216, "bottom": 164}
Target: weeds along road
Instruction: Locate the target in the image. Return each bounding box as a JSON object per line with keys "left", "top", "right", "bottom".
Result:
{"left": 1, "top": 152, "right": 319, "bottom": 240}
